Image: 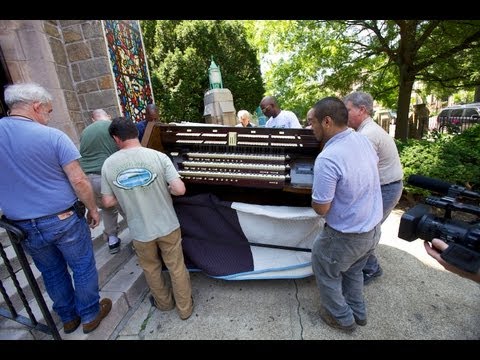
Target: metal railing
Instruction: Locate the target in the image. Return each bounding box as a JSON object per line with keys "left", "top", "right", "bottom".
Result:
{"left": 0, "top": 217, "right": 61, "bottom": 340}
{"left": 436, "top": 117, "right": 480, "bottom": 134}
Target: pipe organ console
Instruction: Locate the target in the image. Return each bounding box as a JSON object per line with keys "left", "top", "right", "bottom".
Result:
{"left": 142, "top": 122, "right": 322, "bottom": 205}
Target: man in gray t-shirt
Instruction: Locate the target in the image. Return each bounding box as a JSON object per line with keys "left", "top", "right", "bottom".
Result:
{"left": 101, "top": 117, "right": 194, "bottom": 321}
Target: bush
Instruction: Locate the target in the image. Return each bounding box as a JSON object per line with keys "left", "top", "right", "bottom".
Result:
{"left": 399, "top": 124, "right": 480, "bottom": 196}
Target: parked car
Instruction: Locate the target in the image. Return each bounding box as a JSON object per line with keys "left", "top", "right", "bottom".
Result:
{"left": 436, "top": 103, "right": 480, "bottom": 134}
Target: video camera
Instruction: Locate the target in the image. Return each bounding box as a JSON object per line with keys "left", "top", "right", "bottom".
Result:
{"left": 398, "top": 175, "right": 480, "bottom": 273}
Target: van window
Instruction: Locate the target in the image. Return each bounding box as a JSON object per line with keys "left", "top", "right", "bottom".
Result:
{"left": 450, "top": 109, "right": 463, "bottom": 117}
{"left": 464, "top": 108, "right": 479, "bottom": 118}
{"left": 438, "top": 109, "right": 449, "bottom": 118}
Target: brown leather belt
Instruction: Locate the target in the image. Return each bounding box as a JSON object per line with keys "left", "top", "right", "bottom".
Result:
{"left": 12, "top": 205, "right": 75, "bottom": 224}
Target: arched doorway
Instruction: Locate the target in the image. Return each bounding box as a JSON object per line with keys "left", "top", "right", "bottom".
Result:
{"left": 0, "top": 46, "right": 12, "bottom": 118}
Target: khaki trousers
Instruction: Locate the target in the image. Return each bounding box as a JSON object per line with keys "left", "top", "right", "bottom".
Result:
{"left": 133, "top": 228, "right": 192, "bottom": 318}
{"left": 87, "top": 173, "right": 125, "bottom": 238}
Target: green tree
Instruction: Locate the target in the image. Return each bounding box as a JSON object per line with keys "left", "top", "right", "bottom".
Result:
{"left": 140, "top": 20, "right": 265, "bottom": 122}
{"left": 250, "top": 20, "right": 480, "bottom": 140}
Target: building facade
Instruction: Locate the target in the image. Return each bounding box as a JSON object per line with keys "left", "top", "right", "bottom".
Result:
{"left": 0, "top": 20, "right": 153, "bottom": 145}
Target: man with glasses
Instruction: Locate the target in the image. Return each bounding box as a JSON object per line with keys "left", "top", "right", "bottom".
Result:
{"left": 260, "top": 96, "right": 302, "bottom": 129}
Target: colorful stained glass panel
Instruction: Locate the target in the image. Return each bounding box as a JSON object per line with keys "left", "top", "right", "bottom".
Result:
{"left": 104, "top": 20, "right": 153, "bottom": 123}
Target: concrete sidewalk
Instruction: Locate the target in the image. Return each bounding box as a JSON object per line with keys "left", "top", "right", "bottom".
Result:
{"left": 112, "top": 209, "right": 480, "bottom": 340}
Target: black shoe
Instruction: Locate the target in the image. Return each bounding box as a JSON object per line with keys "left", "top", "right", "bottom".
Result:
{"left": 319, "top": 306, "right": 356, "bottom": 332}
{"left": 363, "top": 267, "right": 383, "bottom": 285}
{"left": 108, "top": 238, "right": 121, "bottom": 254}
{"left": 353, "top": 314, "right": 367, "bottom": 326}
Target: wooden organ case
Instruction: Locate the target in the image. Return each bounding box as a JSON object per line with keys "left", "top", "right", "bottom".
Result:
{"left": 142, "top": 122, "right": 322, "bottom": 206}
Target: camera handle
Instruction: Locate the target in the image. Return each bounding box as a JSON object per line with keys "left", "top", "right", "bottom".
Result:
{"left": 425, "top": 196, "right": 480, "bottom": 218}
{"left": 441, "top": 243, "right": 480, "bottom": 273}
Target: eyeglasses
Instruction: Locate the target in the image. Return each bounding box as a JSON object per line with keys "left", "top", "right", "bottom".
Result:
{"left": 261, "top": 104, "right": 271, "bottom": 113}
{"left": 33, "top": 102, "right": 52, "bottom": 119}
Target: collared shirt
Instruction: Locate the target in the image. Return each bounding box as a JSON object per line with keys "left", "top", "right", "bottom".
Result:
{"left": 312, "top": 128, "right": 382, "bottom": 233}
{"left": 357, "top": 117, "right": 403, "bottom": 185}
{"left": 136, "top": 119, "right": 148, "bottom": 141}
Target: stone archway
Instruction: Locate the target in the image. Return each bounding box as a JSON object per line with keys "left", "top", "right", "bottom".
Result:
{"left": 0, "top": 46, "right": 12, "bottom": 118}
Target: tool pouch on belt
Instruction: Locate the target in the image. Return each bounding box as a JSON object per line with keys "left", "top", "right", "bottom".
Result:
{"left": 73, "top": 200, "right": 86, "bottom": 218}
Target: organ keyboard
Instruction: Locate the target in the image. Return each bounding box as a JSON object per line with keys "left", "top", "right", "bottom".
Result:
{"left": 143, "top": 122, "right": 322, "bottom": 205}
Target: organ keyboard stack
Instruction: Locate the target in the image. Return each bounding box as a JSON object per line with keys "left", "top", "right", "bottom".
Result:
{"left": 143, "top": 122, "right": 322, "bottom": 204}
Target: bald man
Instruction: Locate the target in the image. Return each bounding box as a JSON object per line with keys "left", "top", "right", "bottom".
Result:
{"left": 260, "top": 96, "right": 302, "bottom": 129}
{"left": 91, "top": 109, "right": 111, "bottom": 122}
{"left": 80, "top": 109, "right": 124, "bottom": 254}
{"left": 137, "top": 104, "right": 159, "bottom": 142}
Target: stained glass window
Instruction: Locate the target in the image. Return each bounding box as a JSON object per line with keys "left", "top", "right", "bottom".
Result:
{"left": 103, "top": 20, "right": 153, "bottom": 123}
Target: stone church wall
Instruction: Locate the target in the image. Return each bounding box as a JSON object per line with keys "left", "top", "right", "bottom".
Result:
{"left": 0, "top": 20, "right": 120, "bottom": 145}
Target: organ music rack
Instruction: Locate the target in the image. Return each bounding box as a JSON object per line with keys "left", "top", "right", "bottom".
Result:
{"left": 142, "top": 122, "right": 322, "bottom": 206}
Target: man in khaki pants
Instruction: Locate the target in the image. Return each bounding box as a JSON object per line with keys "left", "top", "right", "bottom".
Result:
{"left": 101, "top": 117, "right": 193, "bottom": 320}
{"left": 79, "top": 109, "right": 124, "bottom": 254}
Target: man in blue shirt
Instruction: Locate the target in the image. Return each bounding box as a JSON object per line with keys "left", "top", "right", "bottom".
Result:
{"left": 0, "top": 83, "right": 112, "bottom": 334}
{"left": 308, "top": 97, "right": 383, "bottom": 332}
{"left": 136, "top": 103, "right": 159, "bottom": 143}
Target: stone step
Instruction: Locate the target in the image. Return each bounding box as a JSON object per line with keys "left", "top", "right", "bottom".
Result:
{"left": 62, "top": 256, "right": 148, "bottom": 339}
{"left": 0, "top": 225, "right": 133, "bottom": 310}
{"left": 0, "top": 216, "right": 147, "bottom": 340}
{"left": 0, "top": 242, "right": 33, "bottom": 281}
{"left": 0, "top": 228, "right": 10, "bottom": 248}
{"left": 0, "top": 214, "right": 126, "bottom": 281}
{"left": 0, "top": 251, "right": 147, "bottom": 340}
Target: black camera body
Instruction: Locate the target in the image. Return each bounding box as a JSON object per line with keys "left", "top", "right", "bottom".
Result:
{"left": 398, "top": 175, "right": 480, "bottom": 273}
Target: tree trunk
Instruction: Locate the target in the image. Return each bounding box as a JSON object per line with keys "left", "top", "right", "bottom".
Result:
{"left": 395, "top": 69, "right": 415, "bottom": 141}
{"left": 475, "top": 85, "right": 480, "bottom": 102}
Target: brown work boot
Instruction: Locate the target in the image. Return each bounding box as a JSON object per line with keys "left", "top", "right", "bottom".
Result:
{"left": 178, "top": 297, "right": 194, "bottom": 320}
{"left": 63, "top": 316, "right": 81, "bottom": 334}
{"left": 319, "top": 306, "right": 356, "bottom": 332}
{"left": 82, "top": 298, "right": 112, "bottom": 334}
{"left": 149, "top": 294, "right": 175, "bottom": 311}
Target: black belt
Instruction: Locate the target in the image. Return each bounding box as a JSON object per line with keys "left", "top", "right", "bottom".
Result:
{"left": 11, "top": 205, "right": 76, "bottom": 224}
{"left": 86, "top": 171, "right": 101, "bottom": 175}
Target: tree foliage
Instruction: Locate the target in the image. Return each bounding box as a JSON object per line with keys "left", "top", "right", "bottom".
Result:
{"left": 400, "top": 125, "right": 480, "bottom": 196}
{"left": 140, "top": 20, "right": 265, "bottom": 122}
{"left": 249, "top": 20, "right": 480, "bottom": 140}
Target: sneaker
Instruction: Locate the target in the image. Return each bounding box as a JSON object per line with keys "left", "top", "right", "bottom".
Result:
{"left": 108, "top": 238, "right": 121, "bottom": 254}
{"left": 353, "top": 314, "right": 367, "bottom": 326}
{"left": 83, "top": 298, "right": 112, "bottom": 334}
{"left": 319, "top": 306, "right": 356, "bottom": 332}
{"left": 63, "top": 316, "right": 81, "bottom": 334}
{"left": 363, "top": 267, "right": 383, "bottom": 285}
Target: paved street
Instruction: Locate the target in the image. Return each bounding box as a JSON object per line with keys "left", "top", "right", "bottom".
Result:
{"left": 112, "top": 208, "right": 480, "bottom": 340}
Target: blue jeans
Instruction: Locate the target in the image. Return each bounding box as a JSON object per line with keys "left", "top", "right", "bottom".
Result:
{"left": 14, "top": 212, "right": 100, "bottom": 324}
{"left": 363, "top": 180, "right": 403, "bottom": 274}
{"left": 312, "top": 224, "right": 381, "bottom": 326}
